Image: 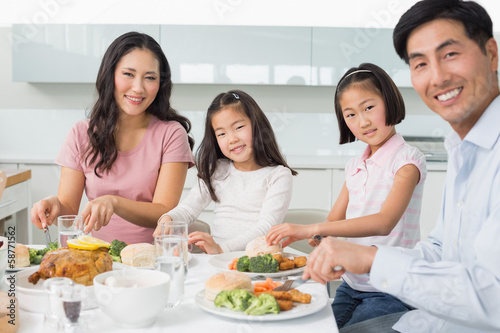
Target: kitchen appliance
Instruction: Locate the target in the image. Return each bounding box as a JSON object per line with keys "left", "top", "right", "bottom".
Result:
{"left": 404, "top": 136, "right": 447, "bottom": 162}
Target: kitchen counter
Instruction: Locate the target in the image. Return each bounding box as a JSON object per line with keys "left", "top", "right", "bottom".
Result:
{"left": 286, "top": 155, "right": 447, "bottom": 171}
{"left": 1, "top": 155, "right": 448, "bottom": 171}
{"left": 0, "top": 169, "right": 32, "bottom": 243}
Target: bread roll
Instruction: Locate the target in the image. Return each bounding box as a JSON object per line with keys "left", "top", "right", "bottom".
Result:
{"left": 245, "top": 235, "right": 283, "bottom": 258}
{"left": 14, "top": 244, "right": 29, "bottom": 268}
{"left": 205, "top": 271, "right": 253, "bottom": 301}
{"left": 120, "top": 243, "right": 154, "bottom": 268}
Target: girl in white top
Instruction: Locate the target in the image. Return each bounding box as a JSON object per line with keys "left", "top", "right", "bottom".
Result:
{"left": 266, "top": 63, "right": 426, "bottom": 328}
{"left": 153, "top": 90, "right": 296, "bottom": 254}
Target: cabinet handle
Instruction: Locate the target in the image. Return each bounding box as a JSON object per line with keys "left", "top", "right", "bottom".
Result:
{"left": 0, "top": 199, "right": 17, "bottom": 209}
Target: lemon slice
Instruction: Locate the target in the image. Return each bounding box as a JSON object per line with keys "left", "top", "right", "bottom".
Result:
{"left": 78, "top": 235, "right": 111, "bottom": 248}
{"left": 67, "top": 238, "right": 101, "bottom": 250}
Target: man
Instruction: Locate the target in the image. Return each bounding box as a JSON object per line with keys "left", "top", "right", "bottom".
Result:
{"left": 303, "top": 0, "right": 500, "bottom": 332}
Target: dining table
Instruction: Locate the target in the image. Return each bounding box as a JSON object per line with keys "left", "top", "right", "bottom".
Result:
{"left": 16, "top": 248, "right": 339, "bottom": 333}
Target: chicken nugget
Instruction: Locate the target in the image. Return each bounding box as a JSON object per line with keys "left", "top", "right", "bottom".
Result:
{"left": 264, "top": 290, "right": 293, "bottom": 301}
{"left": 279, "top": 259, "right": 295, "bottom": 271}
{"left": 277, "top": 299, "right": 294, "bottom": 311}
{"left": 293, "top": 256, "right": 307, "bottom": 268}
{"left": 272, "top": 253, "right": 283, "bottom": 263}
{"left": 289, "top": 289, "right": 312, "bottom": 304}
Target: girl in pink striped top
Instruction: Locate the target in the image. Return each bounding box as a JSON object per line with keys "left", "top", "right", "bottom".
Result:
{"left": 267, "top": 63, "right": 426, "bottom": 328}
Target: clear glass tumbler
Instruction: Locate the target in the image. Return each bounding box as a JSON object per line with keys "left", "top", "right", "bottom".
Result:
{"left": 154, "top": 235, "right": 186, "bottom": 308}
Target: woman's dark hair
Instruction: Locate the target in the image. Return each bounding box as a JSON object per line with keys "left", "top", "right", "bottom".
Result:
{"left": 197, "top": 90, "right": 297, "bottom": 202}
{"left": 394, "top": 0, "right": 493, "bottom": 63}
{"left": 85, "top": 31, "right": 194, "bottom": 176}
{"left": 334, "top": 63, "right": 405, "bottom": 144}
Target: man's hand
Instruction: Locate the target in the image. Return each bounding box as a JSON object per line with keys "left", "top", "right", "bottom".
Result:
{"left": 302, "top": 237, "right": 377, "bottom": 284}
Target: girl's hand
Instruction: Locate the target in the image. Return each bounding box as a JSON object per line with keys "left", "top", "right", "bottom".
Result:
{"left": 31, "top": 196, "right": 61, "bottom": 229}
{"left": 153, "top": 214, "right": 172, "bottom": 238}
{"left": 81, "top": 195, "right": 115, "bottom": 233}
{"left": 188, "top": 231, "right": 222, "bottom": 254}
{"left": 266, "top": 223, "right": 313, "bottom": 248}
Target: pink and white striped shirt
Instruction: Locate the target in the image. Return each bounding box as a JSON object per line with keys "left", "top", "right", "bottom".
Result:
{"left": 342, "top": 133, "right": 426, "bottom": 292}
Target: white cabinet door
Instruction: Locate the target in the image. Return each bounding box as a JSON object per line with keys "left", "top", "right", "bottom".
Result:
{"left": 161, "top": 25, "right": 312, "bottom": 85}
{"left": 290, "top": 169, "right": 332, "bottom": 210}
{"left": 420, "top": 170, "right": 446, "bottom": 240}
{"left": 311, "top": 27, "right": 411, "bottom": 87}
{"left": 12, "top": 24, "right": 160, "bottom": 82}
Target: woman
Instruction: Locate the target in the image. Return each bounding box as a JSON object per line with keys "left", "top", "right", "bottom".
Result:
{"left": 31, "top": 32, "right": 195, "bottom": 244}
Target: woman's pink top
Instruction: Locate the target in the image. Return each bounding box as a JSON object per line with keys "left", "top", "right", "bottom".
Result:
{"left": 55, "top": 116, "right": 195, "bottom": 244}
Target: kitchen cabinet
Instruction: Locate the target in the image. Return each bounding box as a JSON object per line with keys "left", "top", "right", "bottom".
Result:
{"left": 12, "top": 24, "right": 413, "bottom": 87}
{"left": 12, "top": 24, "right": 160, "bottom": 82}
{"left": 311, "top": 27, "right": 411, "bottom": 87}
{"left": 160, "top": 25, "right": 312, "bottom": 85}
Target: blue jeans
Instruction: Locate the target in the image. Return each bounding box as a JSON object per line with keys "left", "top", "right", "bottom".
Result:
{"left": 333, "top": 281, "right": 413, "bottom": 329}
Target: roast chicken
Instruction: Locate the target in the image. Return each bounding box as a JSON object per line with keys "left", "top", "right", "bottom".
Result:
{"left": 28, "top": 247, "right": 113, "bottom": 286}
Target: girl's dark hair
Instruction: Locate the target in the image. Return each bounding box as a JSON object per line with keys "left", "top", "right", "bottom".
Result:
{"left": 197, "top": 90, "right": 297, "bottom": 202}
{"left": 85, "top": 31, "right": 194, "bottom": 177}
{"left": 393, "top": 0, "right": 493, "bottom": 63}
{"left": 334, "top": 63, "right": 405, "bottom": 144}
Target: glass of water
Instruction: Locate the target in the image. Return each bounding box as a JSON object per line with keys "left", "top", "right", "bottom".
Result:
{"left": 58, "top": 215, "right": 83, "bottom": 248}
{"left": 154, "top": 235, "right": 186, "bottom": 308}
{"left": 159, "top": 220, "right": 190, "bottom": 275}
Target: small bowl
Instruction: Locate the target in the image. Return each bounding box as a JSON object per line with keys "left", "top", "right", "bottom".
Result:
{"left": 93, "top": 269, "right": 170, "bottom": 328}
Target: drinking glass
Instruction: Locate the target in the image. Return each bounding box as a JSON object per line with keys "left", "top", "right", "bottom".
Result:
{"left": 154, "top": 235, "right": 186, "bottom": 308}
{"left": 58, "top": 215, "right": 83, "bottom": 248}
{"left": 159, "top": 220, "right": 190, "bottom": 274}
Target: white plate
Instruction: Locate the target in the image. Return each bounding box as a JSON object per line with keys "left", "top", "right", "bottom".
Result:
{"left": 13, "top": 262, "right": 129, "bottom": 313}
{"left": 208, "top": 251, "right": 306, "bottom": 278}
{"left": 6, "top": 244, "right": 46, "bottom": 272}
{"left": 195, "top": 289, "right": 328, "bottom": 321}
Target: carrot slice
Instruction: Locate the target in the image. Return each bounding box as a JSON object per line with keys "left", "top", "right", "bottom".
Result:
{"left": 228, "top": 258, "right": 238, "bottom": 270}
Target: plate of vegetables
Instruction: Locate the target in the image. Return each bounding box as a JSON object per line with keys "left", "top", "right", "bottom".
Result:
{"left": 195, "top": 287, "right": 328, "bottom": 321}
{"left": 208, "top": 251, "right": 306, "bottom": 278}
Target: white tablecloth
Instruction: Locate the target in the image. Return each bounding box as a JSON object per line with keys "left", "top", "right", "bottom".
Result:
{"left": 17, "top": 252, "right": 338, "bottom": 333}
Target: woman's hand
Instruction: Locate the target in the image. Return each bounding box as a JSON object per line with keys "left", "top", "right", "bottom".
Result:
{"left": 81, "top": 195, "right": 116, "bottom": 233}
{"left": 266, "top": 223, "right": 313, "bottom": 248}
{"left": 188, "top": 231, "right": 222, "bottom": 254}
{"left": 31, "top": 196, "right": 61, "bottom": 229}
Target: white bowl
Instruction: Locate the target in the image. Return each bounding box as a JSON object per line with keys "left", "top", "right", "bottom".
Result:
{"left": 93, "top": 269, "right": 170, "bottom": 328}
{"left": 13, "top": 262, "right": 126, "bottom": 313}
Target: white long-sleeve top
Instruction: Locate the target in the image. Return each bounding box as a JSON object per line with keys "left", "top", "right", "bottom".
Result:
{"left": 369, "top": 96, "right": 500, "bottom": 332}
{"left": 167, "top": 159, "right": 293, "bottom": 253}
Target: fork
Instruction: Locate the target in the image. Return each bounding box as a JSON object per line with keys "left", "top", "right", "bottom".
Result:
{"left": 274, "top": 278, "right": 307, "bottom": 291}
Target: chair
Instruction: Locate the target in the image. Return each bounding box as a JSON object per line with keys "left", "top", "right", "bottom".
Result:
{"left": 282, "top": 208, "right": 341, "bottom": 298}
{"left": 188, "top": 219, "right": 211, "bottom": 254}
{"left": 282, "top": 208, "right": 330, "bottom": 254}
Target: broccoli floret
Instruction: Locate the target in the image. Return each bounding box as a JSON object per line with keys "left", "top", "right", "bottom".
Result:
{"left": 214, "top": 290, "right": 236, "bottom": 310}
{"left": 32, "top": 254, "right": 43, "bottom": 265}
{"left": 245, "top": 293, "right": 280, "bottom": 316}
{"left": 248, "top": 254, "right": 279, "bottom": 273}
{"left": 229, "top": 289, "right": 256, "bottom": 311}
{"left": 109, "top": 239, "right": 128, "bottom": 262}
{"left": 48, "top": 241, "right": 58, "bottom": 251}
{"left": 28, "top": 248, "right": 39, "bottom": 264}
{"left": 236, "top": 255, "right": 250, "bottom": 272}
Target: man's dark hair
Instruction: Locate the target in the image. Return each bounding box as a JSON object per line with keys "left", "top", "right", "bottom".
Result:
{"left": 393, "top": 0, "right": 493, "bottom": 63}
